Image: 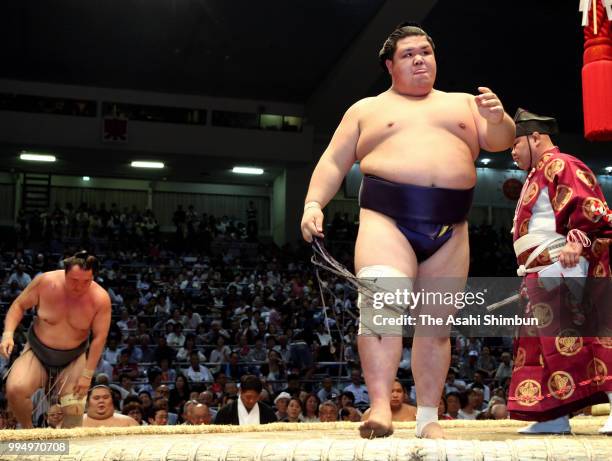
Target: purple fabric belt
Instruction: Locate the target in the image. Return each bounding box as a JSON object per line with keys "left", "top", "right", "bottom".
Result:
{"left": 359, "top": 175, "right": 474, "bottom": 224}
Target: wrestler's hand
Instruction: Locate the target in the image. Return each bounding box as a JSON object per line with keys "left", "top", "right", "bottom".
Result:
{"left": 475, "top": 87, "right": 505, "bottom": 124}
{"left": 73, "top": 375, "right": 92, "bottom": 399}
{"left": 559, "top": 241, "right": 583, "bottom": 268}
{"left": 0, "top": 336, "right": 14, "bottom": 359}
{"left": 301, "top": 206, "right": 325, "bottom": 242}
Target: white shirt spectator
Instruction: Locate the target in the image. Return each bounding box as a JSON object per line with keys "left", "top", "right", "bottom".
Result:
{"left": 8, "top": 271, "right": 31, "bottom": 289}
{"left": 183, "top": 365, "right": 214, "bottom": 383}
{"left": 343, "top": 383, "right": 370, "bottom": 405}
{"left": 166, "top": 332, "right": 186, "bottom": 348}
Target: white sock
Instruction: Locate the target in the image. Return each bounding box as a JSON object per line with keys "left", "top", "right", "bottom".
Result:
{"left": 416, "top": 406, "right": 438, "bottom": 437}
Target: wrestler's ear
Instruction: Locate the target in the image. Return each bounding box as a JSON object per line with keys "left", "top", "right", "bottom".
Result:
{"left": 385, "top": 59, "right": 393, "bottom": 75}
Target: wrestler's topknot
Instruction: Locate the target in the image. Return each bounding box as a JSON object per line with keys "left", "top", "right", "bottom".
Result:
{"left": 379, "top": 23, "right": 435, "bottom": 71}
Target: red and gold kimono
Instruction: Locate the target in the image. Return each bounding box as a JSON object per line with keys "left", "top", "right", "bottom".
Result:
{"left": 508, "top": 147, "right": 612, "bottom": 421}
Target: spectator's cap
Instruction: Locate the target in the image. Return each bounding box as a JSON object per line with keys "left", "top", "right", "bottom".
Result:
{"left": 274, "top": 392, "right": 291, "bottom": 404}
{"left": 468, "top": 350, "right": 479, "bottom": 357}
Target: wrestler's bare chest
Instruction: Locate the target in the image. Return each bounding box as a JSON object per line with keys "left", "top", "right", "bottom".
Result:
{"left": 356, "top": 92, "right": 479, "bottom": 160}
{"left": 37, "top": 282, "right": 97, "bottom": 333}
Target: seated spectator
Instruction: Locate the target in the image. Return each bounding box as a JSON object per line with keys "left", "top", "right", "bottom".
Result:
{"left": 302, "top": 394, "right": 320, "bottom": 422}
{"left": 8, "top": 264, "right": 31, "bottom": 290}
{"left": 167, "top": 322, "right": 186, "bottom": 348}
{"left": 490, "top": 403, "right": 508, "bottom": 420}
{"left": 438, "top": 396, "right": 453, "bottom": 421}
{"left": 458, "top": 389, "right": 481, "bottom": 420}
{"left": 82, "top": 385, "right": 138, "bottom": 427}
{"left": 46, "top": 404, "right": 64, "bottom": 428}
{"left": 159, "top": 357, "right": 177, "bottom": 383}
{"left": 282, "top": 397, "right": 304, "bottom": 423}
{"left": 476, "top": 346, "right": 498, "bottom": 378}
{"left": 149, "top": 408, "right": 169, "bottom": 426}
{"left": 339, "top": 391, "right": 362, "bottom": 421}
{"left": 273, "top": 392, "right": 290, "bottom": 421}
{"left": 138, "top": 391, "right": 154, "bottom": 421}
{"left": 102, "top": 336, "right": 121, "bottom": 365}
{"left": 445, "top": 392, "right": 461, "bottom": 419}
{"left": 176, "top": 334, "right": 206, "bottom": 362}
{"left": 190, "top": 403, "right": 212, "bottom": 425}
{"left": 223, "top": 352, "right": 249, "bottom": 380}
{"left": 183, "top": 352, "right": 214, "bottom": 384}
{"left": 343, "top": 369, "right": 369, "bottom": 405}
{"left": 209, "top": 337, "right": 231, "bottom": 374}
{"left": 467, "top": 371, "right": 491, "bottom": 402}
{"left": 169, "top": 374, "right": 191, "bottom": 415}
{"left": 494, "top": 352, "right": 513, "bottom": 385}
{"left": 445, "top": 368, "right": 467, "bottom": 394}
{"left": 362, "top": 380, "right": 416, "bottom": 422}
{"left": 318, "top": 401, "right": 338, "bottom": 422}
{"left": 316, "top": 377, "right": 339, "bottom": 404}
{"left": 154, "top": 336, "right": 177, "bottom": 365}
{"left": 122, "top": 402, "right": 146, "bottom": 425}
{"left": 112, "top": 350, "right": 139, "bottom": 380}
{"left": 151, "top": 397, "right": 178, "bottom": 425}
{"left": 213, "top": 375, "right": 277, "bottom": 425}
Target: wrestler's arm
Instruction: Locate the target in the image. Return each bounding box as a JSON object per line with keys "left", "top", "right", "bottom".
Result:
{"left": 301, "top": 100, "right": 364, "bottom": 241}
{"left": 85, "top": 289, "right": 112, "bottom": 373}
{"left": 468, "top": 89, "right": 515, "bottom": 152}
{"left": 3, "top": 273, "right": 43, "bottom": 332}
{"left": 305, "top": 101, "right": 363, "bottom": 206}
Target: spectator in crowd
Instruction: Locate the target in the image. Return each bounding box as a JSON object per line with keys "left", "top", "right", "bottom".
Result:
{"left": 494, "top": 352, "right": 513, "bottom": 384}
{"left": 282, "top": 397, "right": 304, "bottom": 423}
{"left": 214, "top": 375, "right": 277, "bottom": 425}
{"left": 457, "top": 389, "right": 481, "bottom": 420}
{"left": 45, "top": 404, "right": 64, "bottom": 429}
{"left": 317, "top": 377, "right": 340, "bottom": 403}
{"left": 122, "top": 401, "right": 146, "bottom": 425}
{"left": 190, "top": 403, "right": 212, "bottom": 425}
{"left": 302, "top": 394, "right": 321, "bottom": 422}
{"left": 343, "top": 369, "right": 369, "bottom": 406}
{"left": 318, "top": 401, "right": 338, "bottom": 422}
{"left": 444, "top": 392, "right": 461, "bottom": 419}
{"left": 273, "top": 392, "right": 291, "bottom": 421}
{"left": 7, "top": 265, "right": 31, "bottom": 290}
{"left": 82, "top": 385, "right": 138, "bottom": 427}
{"left": 184, "top": 352, "right": 213, "bottom": 384}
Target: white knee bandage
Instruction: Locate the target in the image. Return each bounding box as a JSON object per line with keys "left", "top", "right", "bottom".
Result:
{"left": 357, "top": 265, "right": 413, "bottom": 337}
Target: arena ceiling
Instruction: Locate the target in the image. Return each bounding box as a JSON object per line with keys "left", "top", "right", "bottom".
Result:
{"left": 0, "top": 0, "right": 610, "bottom": 183}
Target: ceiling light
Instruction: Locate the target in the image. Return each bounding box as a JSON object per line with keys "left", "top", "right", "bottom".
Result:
{"left": 480, "top": 158, "right": 491, "bottom": 165}
{"left": 131, "top": 161, "right": 164, "bottom": 169}
{"left": 232, "top": 166, "right": 264, "bottom": 175}
{"left": 20, "top": 152, "right": 56, "bottom": 162}
{"left": 82, "top": 176, "right": 90, "bottom": 181}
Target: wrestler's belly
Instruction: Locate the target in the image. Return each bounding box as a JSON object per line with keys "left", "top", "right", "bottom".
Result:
{"left": 359, "top": 133, "right": 477, "bottom": 189}
{"left": 33, "top": 319, "right": 89, "bottom": 350}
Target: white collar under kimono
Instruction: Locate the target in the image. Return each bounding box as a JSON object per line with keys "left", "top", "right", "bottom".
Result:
{"left": 237, "top": 396, "right": 260, "bottom": 425}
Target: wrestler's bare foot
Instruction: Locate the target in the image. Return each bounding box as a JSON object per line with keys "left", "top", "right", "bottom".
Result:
{"left": 418, "top": 422, "right": 445, "bottom": 439}
{"left": 359, "top": 406, "right": 394, "bottom": 439}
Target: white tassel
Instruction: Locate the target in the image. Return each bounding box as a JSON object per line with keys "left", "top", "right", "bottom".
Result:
{"left": 579, "top": 0, "right": 612, "bottom": 27}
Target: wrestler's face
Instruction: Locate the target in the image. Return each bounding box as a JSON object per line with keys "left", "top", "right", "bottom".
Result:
{"left": 88, "top": 388, "right": 114, "bottom": 419}
{"left": 387, "top": 35, "right": 436, "bottom": 95}
{"left": 390, "top": 381, "right": 405, "bottom": 409}
{"left": 512, "top": 136, "right": 535, "bottom": 170}
{"left": 65, "top": 266, "right": 93, "bottom": 297}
